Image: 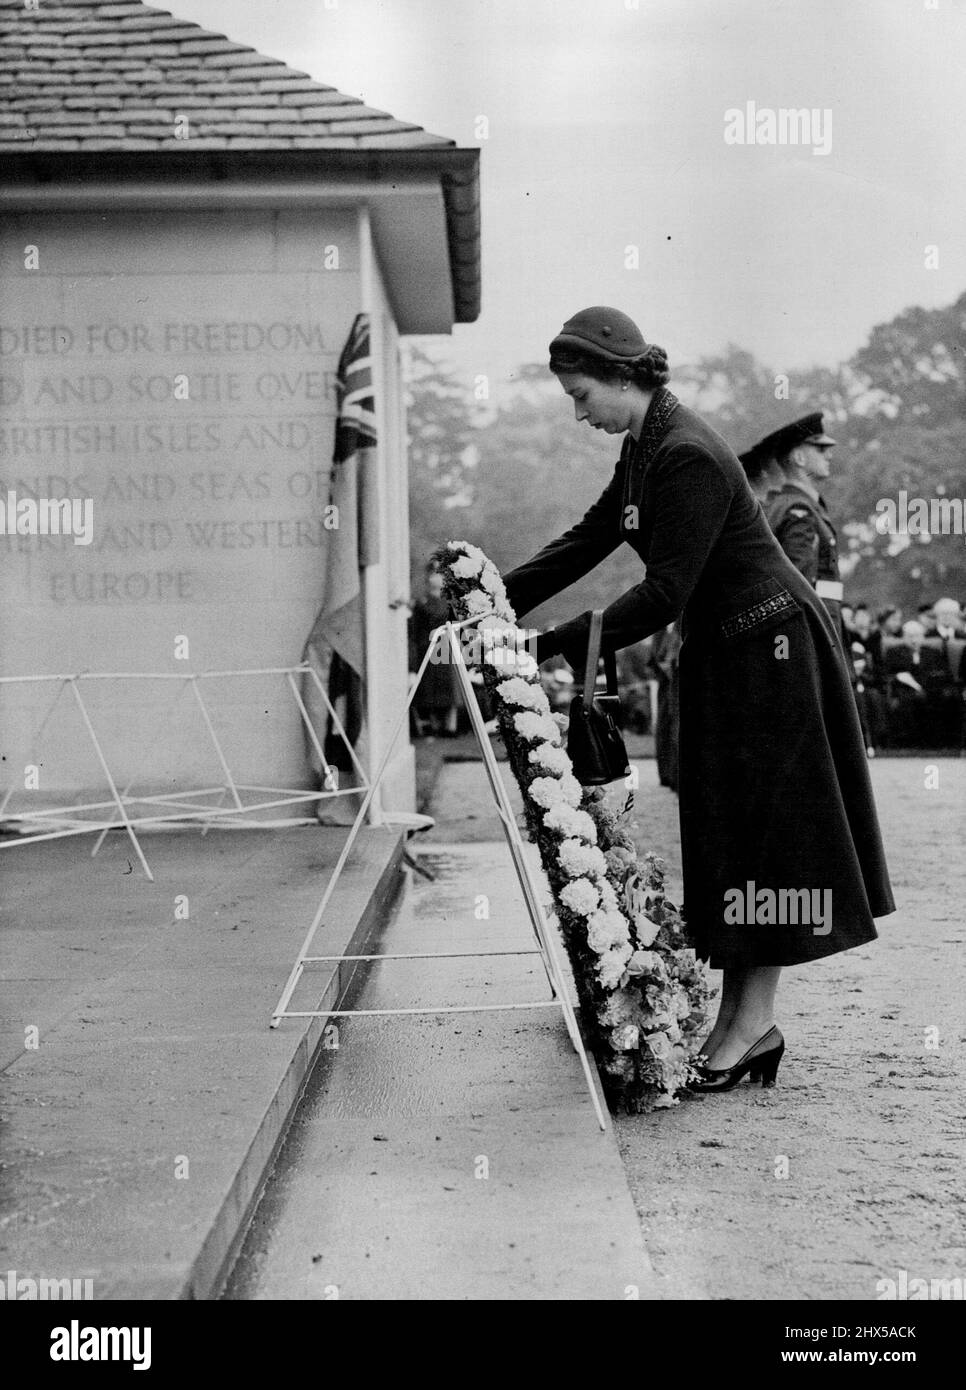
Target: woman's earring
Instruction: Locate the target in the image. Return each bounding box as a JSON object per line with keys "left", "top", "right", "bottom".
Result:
{"left": 621, "top": 382, "right": 628, "bottom": 391}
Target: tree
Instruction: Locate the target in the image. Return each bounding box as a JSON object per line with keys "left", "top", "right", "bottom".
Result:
{"left": 405, "top": 344, "right": 477, "bottom": 592}
{"left": 851, "top": 292, "right": 966, "bottom": 431}
{"left": 838, "top": 425, "right": 966, "bottom": 611}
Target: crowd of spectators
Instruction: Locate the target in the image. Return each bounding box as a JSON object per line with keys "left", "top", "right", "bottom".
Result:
{"left": 843, "top": 596, "right": 966, "bottom": 753}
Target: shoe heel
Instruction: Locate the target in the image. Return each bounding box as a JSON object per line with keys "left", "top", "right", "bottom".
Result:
{"left": 750, "top": 1045, "right": 783, "bottom": 1087}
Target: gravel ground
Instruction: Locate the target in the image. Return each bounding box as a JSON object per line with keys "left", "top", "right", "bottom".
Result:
{"left": 614, "top": 757, "right": 966, "bottom": 1300}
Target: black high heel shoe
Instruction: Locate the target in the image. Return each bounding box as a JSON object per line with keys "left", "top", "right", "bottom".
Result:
{"left": 689, "top": 1025, "right": 785, "bottom": 1093}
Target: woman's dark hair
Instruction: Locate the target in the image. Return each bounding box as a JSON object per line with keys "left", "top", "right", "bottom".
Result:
{"left": 548, "top": 342, "right": 671, "bottom": 390}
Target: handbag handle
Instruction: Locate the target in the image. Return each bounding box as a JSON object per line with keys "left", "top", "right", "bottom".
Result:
{"left": 582, "top": 609, "right": 618, "bottom": 709}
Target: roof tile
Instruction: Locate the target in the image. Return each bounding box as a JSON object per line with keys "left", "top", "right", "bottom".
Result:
{"left": 11, "top": 137, "right": 81, "bottom": 147}
{"left": 98, "top": 4, "right": 161, "bottom": 15}
{"left": 224, "top": 136, "right": 295, "bottom": 147}
{"left": 0, "top": 0, "right": 447, "bottom": 154}
{"left": 299, "top": 119, "right": 419, "bottom": 137}
{"left": 278, "top": 90, "right": 361, "bottom": 107}
{"left": 257, "top": 79, "right": 337, "bottom": 93}
{"left": 78, "top": 136, "right": 161, "bottom": 147}
{"left": 201, "top": 52, "right": 289, "bottom": 69}
{"left": 176, "top": 40, "right": 251, "bottom": 55}
{"left": 51, "top": 123, "right": 128, "bottom": 137}
{"left": 192, "top": 122, "right": 267, "bottom": 137}
{"left": 221, "top": 107, "right": 304, "bottom": 121}
{"left": 63, "top": 95, "right": 124, "bottom": 107}
{"left": 0, "top": 0, "right": 480, "bottom": 321}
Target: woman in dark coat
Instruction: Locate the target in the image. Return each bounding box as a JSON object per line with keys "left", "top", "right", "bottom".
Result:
{"left": 502, "top": 307, "right": 895, "bottom": 1092}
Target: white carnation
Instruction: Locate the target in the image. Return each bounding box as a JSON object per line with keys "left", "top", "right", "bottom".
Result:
{"left": 464, "top": 589, "right": 492, "bottom": 617}
{"left": 486, "top": 627, "right": 539, "bottom": 672}
{"left": 513, "top": 710, "right": 560, "bottom": 744}
{"left": 496, "top": 676, "right": 548, "bottom": 713}
{"left": 528, "top": 776, "right": 568, "bottom": 811}
{"left": 451, "top": 553, "right": 484, "bottom": 580}
{"left": 559, "top": 877, "right": 601, "bottom": 918}
{"left": 587, "top": 910, "right": 631, "bottom": 954}
{"left": 447, "top": 540, "right": 485, "bottom": 568}
{"left": 483, "top": 642, "right": 515, "bottom": 670}
{"left": 529, "top": 742, "right": 571, "bottom": 775}
{"left": 598, "top": 941, "right": 634, "bottom": 989}
{"left": 543, "top": 804, "right": 597, "bottom": 842}
{"left": 598, "top": 879, "right": 620, "bottom": 913}
{"left": 557, "top": 839, "right": 608, "bottom": 879}
{"left": 604, "top": 909, "right": 631, "bottom": 946}
{"left": 480, "top": 566, "right": 505, "bottom": 597}
{"left": 513, "top": 652, "right": 538, "bottom": 677}
{"left": 558, "top": 772, "right": 583, "bottom": 806}
{"left": 587, "top": 911, "right": 622, "bottom": 954}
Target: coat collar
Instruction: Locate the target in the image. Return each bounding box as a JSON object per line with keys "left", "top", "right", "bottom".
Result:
{"left": 630, "top": 387, "right": 680, "bottom": 467}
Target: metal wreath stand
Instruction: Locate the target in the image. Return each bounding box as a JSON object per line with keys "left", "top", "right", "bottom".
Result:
{"left": 269, "top": 615, "right": 607, "bottom": 1132}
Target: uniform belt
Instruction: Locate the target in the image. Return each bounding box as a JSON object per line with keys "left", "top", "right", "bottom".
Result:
{"left": 815, "top": 579, "right": 844, "bottom": 601}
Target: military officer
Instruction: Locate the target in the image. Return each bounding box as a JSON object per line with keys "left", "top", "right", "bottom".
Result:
{"left": 745, "top": 412, "right": 845, "bottom": 635}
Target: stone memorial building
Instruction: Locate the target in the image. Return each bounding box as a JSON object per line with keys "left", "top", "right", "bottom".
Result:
{"left": 0, "top": 0, "right": 480, "bottom": 818}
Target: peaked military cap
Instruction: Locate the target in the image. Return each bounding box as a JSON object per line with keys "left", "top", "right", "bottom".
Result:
{"left": 549, "top": 306, "right": 649, "bottom": 362}
{"left": 753, "top": 412, "right": 836, "bottom": 460}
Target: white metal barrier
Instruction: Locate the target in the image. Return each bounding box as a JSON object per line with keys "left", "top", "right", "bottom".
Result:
{"left": 0, "top": 663, "right": 369, "bottom": 882}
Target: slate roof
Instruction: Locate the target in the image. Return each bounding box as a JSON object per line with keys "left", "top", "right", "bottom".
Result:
{"left": 0, "top": 0, "right": 480, "bottom": 318}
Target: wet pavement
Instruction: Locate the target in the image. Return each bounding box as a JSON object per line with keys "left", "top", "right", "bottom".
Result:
{"left": 224, "top": 833, "right": 657, "bottom": 1299}
{"left": 0, "top": 824, "right": 404, "bottom": 1299}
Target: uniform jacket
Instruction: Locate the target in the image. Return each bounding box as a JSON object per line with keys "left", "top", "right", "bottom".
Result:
{"left": 764, "top": 482, "right": 844, "bottom": 634}
{"left": 765, "top": 484, "right": 840, "bottom": 586}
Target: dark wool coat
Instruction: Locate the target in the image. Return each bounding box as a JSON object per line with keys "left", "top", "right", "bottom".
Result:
{"left": 503, "top": 388, "right": 896, "bottom": 969}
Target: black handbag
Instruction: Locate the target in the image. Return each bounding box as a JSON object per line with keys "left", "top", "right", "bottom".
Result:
{"left": 567, "top": 609, "right": 631, "bottom": 785}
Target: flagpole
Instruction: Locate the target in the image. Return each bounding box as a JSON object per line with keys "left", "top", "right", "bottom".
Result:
{"left": 359, "top": 201, "right": 387, "bottom": 826}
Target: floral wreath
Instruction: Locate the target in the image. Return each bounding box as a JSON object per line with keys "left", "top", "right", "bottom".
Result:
{"left": 432, "top": 540, "right": 713, "bottom": 1112}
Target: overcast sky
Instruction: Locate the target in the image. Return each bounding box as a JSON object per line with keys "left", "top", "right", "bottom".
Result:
{"left": 179, "top": 0, "right": 965, "bottom": 391}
